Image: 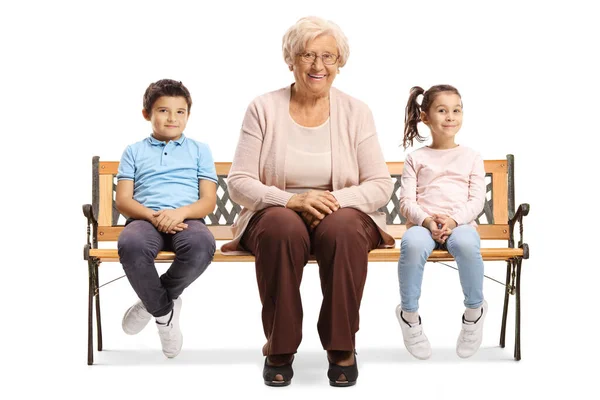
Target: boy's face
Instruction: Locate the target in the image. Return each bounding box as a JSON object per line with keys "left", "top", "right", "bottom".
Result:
{"left": 142, "top": 96, "right": 189, "bottom": 142}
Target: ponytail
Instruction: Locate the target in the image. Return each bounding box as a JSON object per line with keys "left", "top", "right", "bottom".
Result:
{"left": 403, "top": 86, "right": 427, "bottom": 149}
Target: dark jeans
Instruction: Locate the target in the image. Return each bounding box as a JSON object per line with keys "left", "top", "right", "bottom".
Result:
{"left": 241, "top": 207, "right": 382, "bottom": 356}
{"left": 118, "top": 219, "right": 215, "bottom": 317}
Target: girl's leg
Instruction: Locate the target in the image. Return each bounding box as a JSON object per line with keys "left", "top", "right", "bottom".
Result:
{"left": 445, "top": 225, "right": 484, "bottom": 310}
{"left": 445, "top": 224, "right": 487, "bottom": 358}
{"left": 398, "top": 226, "right": 436, "bottom": 312}
{"left": 396, "top": 226, "right": 436, "bottom": 360}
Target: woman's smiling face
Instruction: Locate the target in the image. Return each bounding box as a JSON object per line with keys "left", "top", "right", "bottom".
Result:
{"left": 291, "top": 35, "right": 339, "bottom": 97}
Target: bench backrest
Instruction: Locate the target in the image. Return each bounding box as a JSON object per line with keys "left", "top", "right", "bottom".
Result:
{"left": 90, "top": 156, "right": 515, "bottom": 243}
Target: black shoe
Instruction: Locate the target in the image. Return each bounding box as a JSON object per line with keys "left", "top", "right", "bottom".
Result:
{"left": 327, "top": 351, "right": 358, "bottom": 387}
{"left": 263, "top": 355, "right": 294, "bottom": 387}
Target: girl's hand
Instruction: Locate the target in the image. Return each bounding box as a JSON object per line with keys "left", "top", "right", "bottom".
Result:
{"left": 431, "top": 214, "right": 456, "bottom": 244}
{"left": 432, "top": 214, "right": 458, "bottom": 230}
{"left": 436, "top": 227, "right": 453, "bottom": 244}
{"left": 424, "top": 217, "right": 450, "bottom": 244}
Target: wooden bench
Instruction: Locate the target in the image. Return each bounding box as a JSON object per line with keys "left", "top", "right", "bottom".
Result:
{"left": 83, "top": 155, "right": 529, "bottom": 365}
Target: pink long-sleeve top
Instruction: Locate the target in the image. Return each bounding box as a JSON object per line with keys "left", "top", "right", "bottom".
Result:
{"left": 220, "top": 85, "right": 395, "bottom": 254}
{"left": 400, "top": 145, "right": 486, "bottom": 229}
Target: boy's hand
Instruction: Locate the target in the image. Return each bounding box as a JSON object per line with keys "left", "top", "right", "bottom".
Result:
{"left": 168, "top": 222, "right": 189, "bottom": 234}
{"left": 152, "top": 209, "right": 186, "bottom": 234}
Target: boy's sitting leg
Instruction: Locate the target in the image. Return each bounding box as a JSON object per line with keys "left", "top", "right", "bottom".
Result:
{"left": 160, "top": 219, "right": 216, "bottom": 298}
{"left": 156, "top": 219, "right": 215, "bottom": 357}
{"left": 118, "top": 220, "right": 182, "bottom": 357}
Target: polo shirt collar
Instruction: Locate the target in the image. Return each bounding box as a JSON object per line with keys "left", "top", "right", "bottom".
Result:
{"left": 147, "top": 134, "right": 187, "bottom": 146}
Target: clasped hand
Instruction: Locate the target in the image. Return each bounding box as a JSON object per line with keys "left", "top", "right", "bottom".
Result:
{"left": 151, "top": 209, "right": 188, "bottom": 234}
{"left": 425, "top": 214, "right": 458, "bottom": 244}
{"left": 286, "top": 190, "right": 339, "bottom": 230}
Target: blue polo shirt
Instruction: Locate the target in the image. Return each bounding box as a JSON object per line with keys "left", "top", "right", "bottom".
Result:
{"left": 117, "top": 134, "right": 218, "bottom": 211}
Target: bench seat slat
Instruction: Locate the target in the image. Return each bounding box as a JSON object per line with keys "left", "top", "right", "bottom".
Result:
{"left": 97, "top": 224, "right": 510, "bottom": 241}
{"left": 88, "top": 248, "right": 523, "bottom": 263}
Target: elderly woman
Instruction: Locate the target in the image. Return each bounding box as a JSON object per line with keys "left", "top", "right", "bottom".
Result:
{"left": 222, "top": 16, "right": 395, "bottom": 387}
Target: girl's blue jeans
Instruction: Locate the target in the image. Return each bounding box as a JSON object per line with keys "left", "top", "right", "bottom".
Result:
{"left": 398, "top": 225, "right": 484, "bottom": 312}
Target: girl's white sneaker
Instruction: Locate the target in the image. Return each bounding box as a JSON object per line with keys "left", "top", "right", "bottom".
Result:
{"left": 456, "top": 300, "right": 488, "bottom": 358}
{"left": 395, "top": 305, "right": 432, "bottom": 360}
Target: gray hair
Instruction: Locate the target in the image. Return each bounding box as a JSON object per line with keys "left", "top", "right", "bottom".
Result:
{"left": 282, "top": 16, "right": 350, "bottom": 68}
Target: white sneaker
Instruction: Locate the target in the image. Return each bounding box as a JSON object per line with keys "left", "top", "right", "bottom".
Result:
{"left": 156, "top": 297, "right": 183, "bottom": 358}
{"left": 456, "top": 300, "right": 488, "bottom": 358}
{"left": 122, "top": 300, "right": 152, "bottom": 335}
{"left": 395, "top": 305, "right": 432, "bottom": 360}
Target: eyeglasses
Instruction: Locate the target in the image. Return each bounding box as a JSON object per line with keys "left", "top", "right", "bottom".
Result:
{"left": 297, "top": 52, "right": 339, "bottom": 65}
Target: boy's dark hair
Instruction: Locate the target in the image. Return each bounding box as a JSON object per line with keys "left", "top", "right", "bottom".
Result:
{"left": 143, "top": 79, "right": 192, "bottom": 116}
{"left": 403, "top": 84, "right": 461, "bottom": 149}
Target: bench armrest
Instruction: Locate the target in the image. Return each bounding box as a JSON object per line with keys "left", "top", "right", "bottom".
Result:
{"left": 83, "top": 204, "right": 97, "bottom": 224}
{"left": 508, "top": 203, "right": 530, "bottom": 259}
{"left": 83, "top": 204, "right": 97, "bottom": 260}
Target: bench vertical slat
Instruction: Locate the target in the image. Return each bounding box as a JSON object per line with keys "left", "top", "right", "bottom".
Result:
{"left": 492, "top": 168, "right": 509, "bottom": 224}
{"left": 98, "top": 175, "right": 114, "bottom": 226}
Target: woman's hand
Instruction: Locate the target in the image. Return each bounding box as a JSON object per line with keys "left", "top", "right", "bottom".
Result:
{"left": 300, "top": 211, "right": 321, "bottom": 230}
{"left": 286, "top": 190, "right": 339, "bottom": 220}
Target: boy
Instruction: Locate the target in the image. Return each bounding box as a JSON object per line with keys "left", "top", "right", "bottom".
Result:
{"left": 116, "top": 79, "right": 217, "bottom": 358}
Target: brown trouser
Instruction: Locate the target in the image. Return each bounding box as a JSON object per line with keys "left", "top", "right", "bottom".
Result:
{"left": 240, "top": 207, "right": 381, "bottom": 356}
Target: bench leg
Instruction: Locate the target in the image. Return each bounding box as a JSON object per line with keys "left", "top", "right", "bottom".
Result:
{"left": 499, "top": 260, "right": 512, "bottom": 348}
{"left": 514, "top": 258, "right": 522, "bottom": 361}
{"left": 95, "top": 263, "right": 103, "bottom": 351}
{"left": 87, "top": 260, "right": 94, "bottom": 365}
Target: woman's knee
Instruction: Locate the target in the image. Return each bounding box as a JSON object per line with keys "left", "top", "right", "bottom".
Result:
{"left": 256, "top": 207, "right": 308, "bottom": 244}
{"left": 315, "top": 208, "right": 366, "bottom": 245}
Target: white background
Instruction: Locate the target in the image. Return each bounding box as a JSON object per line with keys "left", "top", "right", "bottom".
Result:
{"left": 2, "top": 0, "right": 598, "bottom": 398}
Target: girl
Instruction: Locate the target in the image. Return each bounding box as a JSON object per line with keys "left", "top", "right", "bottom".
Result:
{"left": 396, "top": 85, "right": 487, "bottom": 360}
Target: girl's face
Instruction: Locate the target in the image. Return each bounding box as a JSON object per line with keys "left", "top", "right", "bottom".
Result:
{"left": 422, "top": 92, "right": 463, "bottom": 141}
